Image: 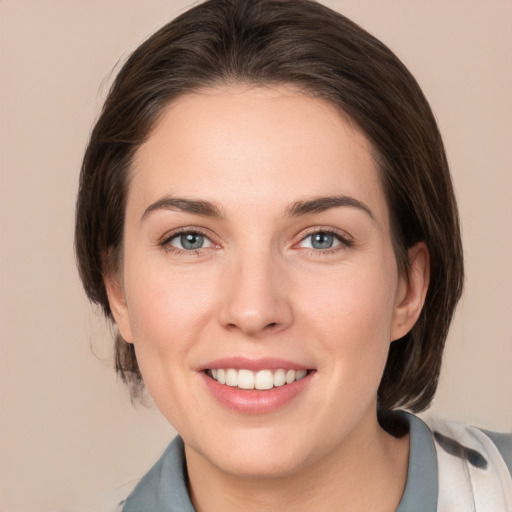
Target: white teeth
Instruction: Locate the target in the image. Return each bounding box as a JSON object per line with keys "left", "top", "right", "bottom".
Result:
{"left": 208, "top": 368, "right": 309, "bottom": 389}
{"left": 255, "top": 370, "right": 274, "bottom": 390}
{"left": 285, "top": 369, "right": 296, "bottom": 384}
{"left": 238, "top": 369, "right": 255, "bottom": 390}
{"left": 225, "top": 368, "right": 238, "bottom": 387}
{"left": 296, "top": 369, "right": 307, "bottom": 381}
{"left": 273, "top": 368, "right": 286, "bottom": 387}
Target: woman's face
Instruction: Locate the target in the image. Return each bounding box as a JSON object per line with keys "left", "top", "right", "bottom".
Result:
{"left": 107, "top": 85, "right": 423, "bottom": 477}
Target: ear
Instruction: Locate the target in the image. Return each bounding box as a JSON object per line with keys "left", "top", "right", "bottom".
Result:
{"left": 391, "top": 242, "right": 430, "bottom": 342}
{"left": 103, "top": 272, "right": 134, "bottom": 344}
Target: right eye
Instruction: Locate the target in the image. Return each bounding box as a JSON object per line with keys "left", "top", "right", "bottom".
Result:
{"left": 164, "top": 231, "right": 214, "bottom": 251}
{"left": 299, "top": 231, "right": 341, "bottom": 250}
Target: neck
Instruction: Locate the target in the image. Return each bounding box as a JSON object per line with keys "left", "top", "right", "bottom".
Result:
{"left": 185, "top": 410, "right": 409, "bottom": 512}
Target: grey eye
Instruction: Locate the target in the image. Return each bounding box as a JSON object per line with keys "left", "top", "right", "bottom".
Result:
{"left": 182, "top": 233, "right": 204, "bottom": 250}
{"left": 170, "top": 232, "right": 212, "bottom": 250}
{"left": 299, "top": 231, "right": 342, "bottom": 250}
{"left": 310, "top": 232, "right": 335, "bottom": 249}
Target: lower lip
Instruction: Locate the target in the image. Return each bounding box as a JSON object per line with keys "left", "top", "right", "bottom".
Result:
{"left": 201, "top": 372, "right": 313, "bottom": 414}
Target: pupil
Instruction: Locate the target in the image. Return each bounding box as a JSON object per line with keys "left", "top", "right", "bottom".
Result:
{"left": 312, "top": 232, "right": 333, "bottom": 249}
{"left": 181, "top": 233, "right": 203, "bottom": 250}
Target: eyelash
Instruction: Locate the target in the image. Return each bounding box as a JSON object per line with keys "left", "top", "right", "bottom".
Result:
{"left": 296, "top": 228, "right": 353, "bottom": 255}
{"left": 159, "top": 227, "right": 353, "bottom": 256}
{"left": 159, "top": 228, "right": 218, "bottom": 255}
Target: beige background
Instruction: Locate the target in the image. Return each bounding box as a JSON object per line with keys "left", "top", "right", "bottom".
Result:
{"left": 1, "top": 1, "right": 511, "bottom": 510}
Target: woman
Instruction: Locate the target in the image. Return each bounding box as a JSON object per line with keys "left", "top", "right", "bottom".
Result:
{"left": 74, "top": 0, "right": 512, "bottom": 510}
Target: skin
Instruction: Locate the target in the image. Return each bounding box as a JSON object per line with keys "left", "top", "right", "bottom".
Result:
{"left": 105, "top": 85, "right": 429, "bottom": 512}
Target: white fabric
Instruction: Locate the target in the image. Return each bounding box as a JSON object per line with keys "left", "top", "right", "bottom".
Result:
{"left": 426, "top": 418, "right": 512, "bottom": 512}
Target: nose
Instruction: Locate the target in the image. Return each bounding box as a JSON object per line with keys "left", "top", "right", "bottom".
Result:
{"left": 218, "top": 251, "right": 294, "bottom": 338}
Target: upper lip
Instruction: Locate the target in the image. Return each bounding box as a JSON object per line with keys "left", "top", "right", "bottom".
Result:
{"left": 197, "top": 356, "right": 312, "bottom": 372}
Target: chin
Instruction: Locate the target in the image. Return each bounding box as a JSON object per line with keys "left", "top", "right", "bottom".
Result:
{"left": 210, "top": 449, "right": 312, "bottom": 479}
{"left": 186, "top": 425, "right": 323, "bottom": 479}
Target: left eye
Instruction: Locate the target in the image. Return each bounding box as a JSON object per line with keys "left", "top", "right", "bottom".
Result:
{"left": 168, "top": 232, "right": 213, "bottom": 250}
{"left": 299, "top": 231, "right": 342, "bottom": 250}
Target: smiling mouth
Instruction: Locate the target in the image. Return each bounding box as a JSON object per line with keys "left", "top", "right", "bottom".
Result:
{"left": 206, "top": 368, "right": 310, "bottom": 390}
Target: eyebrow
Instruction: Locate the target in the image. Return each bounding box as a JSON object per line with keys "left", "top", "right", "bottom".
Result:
{"left": 141, "top": 197, "right": 224, "bottom": 222}
{"left": 286, "top": 195, "right": 374, "bottom": 220}
{"left": 141, "top": 194, "right": 374, "bottom": 223}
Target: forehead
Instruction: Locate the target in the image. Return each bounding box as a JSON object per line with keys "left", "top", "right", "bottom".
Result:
{"left": 129, "top": 85, "right": 388, "bottom": 223}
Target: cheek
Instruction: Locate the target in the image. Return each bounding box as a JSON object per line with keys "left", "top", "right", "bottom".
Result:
{"left": 122, "top": 263, "right": 220, "bottom": 417}
{"left": 299, "top": 257, "right": 398, "bottom": 383}
{"left": 125, "top": 265, "right": 217, "bottom": 348}
{"left": 120, "top": 246, "right": 230, "bottom": 402}
{"left": 302, "top": 260, "right": 398, "bottom": 339}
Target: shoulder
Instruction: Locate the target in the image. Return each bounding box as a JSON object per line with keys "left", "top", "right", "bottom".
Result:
{"left": 422, "top": 416, "right": 512, "bottom": 511}
{"left": 424, "top": 417, "right": 512, "bottom": 475}
{"left": 120, "top": 436, "right": 195, "bottom": 512}
{"left": 480, "top": 429, "right": 512, "bottom": 475}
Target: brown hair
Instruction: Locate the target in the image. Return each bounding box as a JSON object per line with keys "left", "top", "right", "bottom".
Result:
{"left": 75, "top": 0, "right": 463, "bottom": 411}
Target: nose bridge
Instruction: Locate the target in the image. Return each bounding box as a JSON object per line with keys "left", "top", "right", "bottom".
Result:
{"left": 218, "top": 243, "right": 293, "bottom": 337}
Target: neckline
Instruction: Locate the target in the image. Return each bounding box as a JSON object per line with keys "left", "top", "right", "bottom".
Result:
{"left": 395, "top": 411, "right": 438, "bottom": 512}
{"left": 122, "top": 411, "right": 438, "bottom": 511}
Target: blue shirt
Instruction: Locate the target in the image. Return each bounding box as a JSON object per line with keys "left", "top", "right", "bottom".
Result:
{"left": 121, "top": 413, "right": 512, "bottom": 511}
